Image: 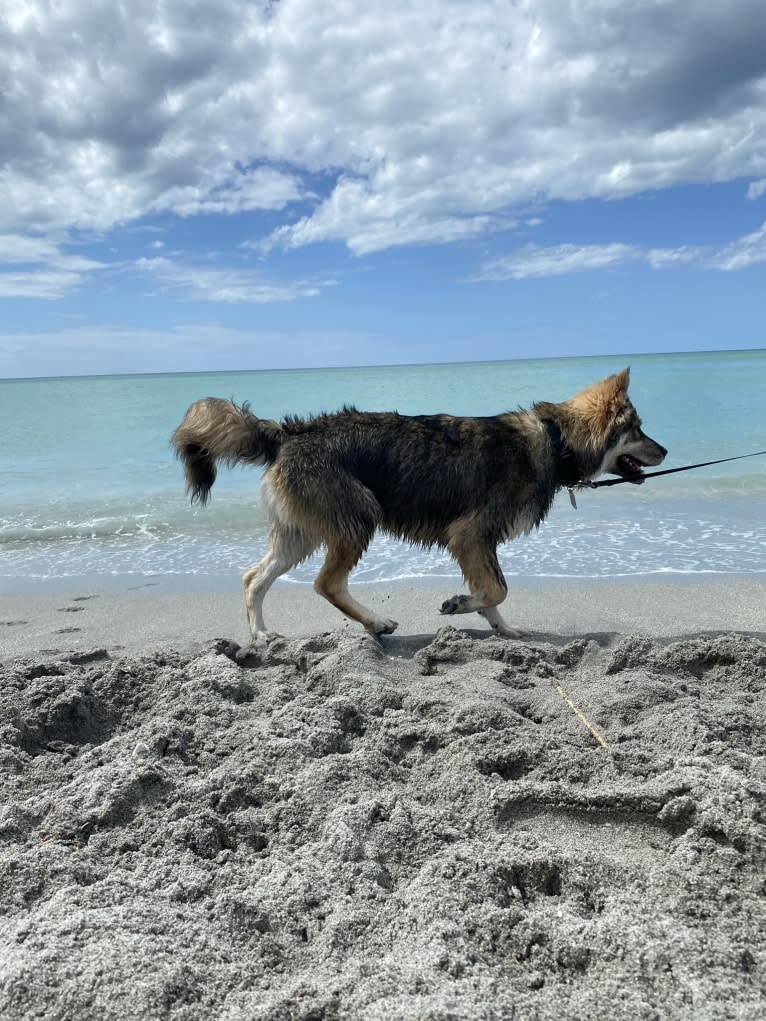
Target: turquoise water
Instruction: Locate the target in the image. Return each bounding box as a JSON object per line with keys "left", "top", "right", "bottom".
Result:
{"left": 1, "top": 350, "right": 765, "bottom": 590}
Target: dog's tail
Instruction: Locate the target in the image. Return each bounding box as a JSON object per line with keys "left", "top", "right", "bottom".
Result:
{"left": 171, "top": 398, "right": 284, "bottom": 505}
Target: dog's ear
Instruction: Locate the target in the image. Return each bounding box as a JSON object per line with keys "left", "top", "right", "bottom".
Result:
{"left": 567, "top": 369, "right": 631, "bottom": 429}
{"left": 614, "top": 367, "right": 630, "bottom": 393}
{"left": 599, "top": 367, "right": 630, "bottom": 403}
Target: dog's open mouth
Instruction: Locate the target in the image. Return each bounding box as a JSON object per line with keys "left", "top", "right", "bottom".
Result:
{"left": 615, "top": 454, "right": 646, "bottom": 483}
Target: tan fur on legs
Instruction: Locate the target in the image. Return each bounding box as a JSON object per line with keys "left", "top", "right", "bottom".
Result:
{"left": 314, "top": 542, "right": 398, "bottom": 636}
{"left": 441, "top": 524, "right": 507, "bottom": 611}
{"left": 244, "top": 525, "right": 317, "bottom": 637}
{"left": 440, "top": 531, "right": 523, "bottom": 636}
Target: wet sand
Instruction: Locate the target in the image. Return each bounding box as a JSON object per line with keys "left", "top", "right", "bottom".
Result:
{"left": 1, "top": 574, "right": 764, "bottom": 658}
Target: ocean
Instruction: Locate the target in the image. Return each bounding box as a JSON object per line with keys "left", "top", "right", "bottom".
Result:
{"left": 1, "top": 350, "right": 765, "bottom": 592}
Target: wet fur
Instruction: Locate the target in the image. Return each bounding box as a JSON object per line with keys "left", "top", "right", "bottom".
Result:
{"left": 172, "top": 369, "right": 666, "bottom": 638}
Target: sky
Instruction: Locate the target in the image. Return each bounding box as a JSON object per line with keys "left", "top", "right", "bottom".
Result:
{"left": 1, "top": 0, "right": 765, "bottom": 378}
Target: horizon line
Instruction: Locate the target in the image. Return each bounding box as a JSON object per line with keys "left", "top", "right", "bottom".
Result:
{"left": 1, "top": 344, "right": 764, "bottom": 384}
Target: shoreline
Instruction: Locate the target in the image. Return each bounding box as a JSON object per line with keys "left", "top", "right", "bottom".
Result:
{"left": 2, "top": 573, "right": 764, "bottom": 659}
{"left": 4, "top": 564, "right": 766, "bottom": 595}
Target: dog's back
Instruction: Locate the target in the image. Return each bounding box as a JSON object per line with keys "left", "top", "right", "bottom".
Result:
{"left": 272, "top": 407, "right": 552, "bottom": 549}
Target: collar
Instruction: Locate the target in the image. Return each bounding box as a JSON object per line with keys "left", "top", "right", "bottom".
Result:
{"left": 543, "top": 420, "right": 583, "bottom": 489}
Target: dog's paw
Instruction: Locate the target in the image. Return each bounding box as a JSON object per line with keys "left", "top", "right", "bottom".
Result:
{"left": 478, "top": 609, "right": 524, "bottom": 639}
{"left": 253, "top": 628, "right": 282, "bottom": 647}
{"left": 365, "top": 616, "right": 398, "bottom": 633}
{"left": 440, "top": 595, "right": 471, "bottom": 615}
{"left": 369, "top": 617, "right": 399, "bottom": 636}
{"left": 489, "top": 622, "right": 526, "bottom": 639}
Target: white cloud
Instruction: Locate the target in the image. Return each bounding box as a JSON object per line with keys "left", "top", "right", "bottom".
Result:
{"left": 0, "top": 233, "right": 105, "bottom": 298}
{"left": 263, "top": 177, "right": 502, "bottom": 255}
{"left": 645, "top": 246, "right": 705, "bottom": 269}
{"left": 747, "top": 179, "right": 766, "bottom": 200}
{"left": 0, "top": 235, "right": 62, "bottom": 264}
{"left": 155, "top": 166, "right": 310, "bottom": 218}
{"left": 0, "top": 269, "right": 84, "bottom": 300}
{"left": 135, "top": 256, "right": 332, "bottom": 302}
{"left": 476, "top": 243, "right": 639, "bottom": 280}
{"left": 0, "top": 0, "right": 764, "bottom": 253}
{"left": 710, "top": 222, "right": 766, "bottom": 271}
{"left": 472, "top": 225, "right": 766, "bottom": 280}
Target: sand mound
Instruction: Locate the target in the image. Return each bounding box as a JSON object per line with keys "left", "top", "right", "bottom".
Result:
{"left": 1, "top": 627, "right": 765, "bottom": 1019}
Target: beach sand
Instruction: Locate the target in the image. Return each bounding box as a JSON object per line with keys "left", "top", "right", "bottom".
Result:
{"left": 1, "top": 576, "right": 765, "bottom": 1019}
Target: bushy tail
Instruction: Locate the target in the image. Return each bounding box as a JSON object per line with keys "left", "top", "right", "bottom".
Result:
{"left": 171, "top": 398, "right": 283, "bottom": 505}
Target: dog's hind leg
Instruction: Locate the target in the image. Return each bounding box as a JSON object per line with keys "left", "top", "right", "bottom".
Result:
{"left": 243, "top": 525, "right": 317, "bottom": 638}
{"left": 440, "top": 533, "right": 523, "bottom": 638}
{"left": 314, "top": 541, "right": 399, "bottom": 636}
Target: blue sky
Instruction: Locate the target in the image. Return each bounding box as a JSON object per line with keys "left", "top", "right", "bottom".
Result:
{"left": 1, "top": 0, "right": 765, "bottom": 378}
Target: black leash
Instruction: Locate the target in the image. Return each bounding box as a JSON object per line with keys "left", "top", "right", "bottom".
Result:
{"left": 582, "top": 449, "right": 766, "bottom": 490}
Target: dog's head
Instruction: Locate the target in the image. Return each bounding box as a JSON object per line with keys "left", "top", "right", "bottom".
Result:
{"left": 565, "top": 368, "right": 667, "bottom": 483}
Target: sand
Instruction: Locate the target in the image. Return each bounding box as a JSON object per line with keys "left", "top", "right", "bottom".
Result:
{"left": 1, "top": 577, "right": 765, "bottom": 1019}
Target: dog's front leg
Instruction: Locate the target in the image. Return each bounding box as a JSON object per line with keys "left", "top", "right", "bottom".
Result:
{"left": 440, "top": 540, "right": 524, "bottom": 638}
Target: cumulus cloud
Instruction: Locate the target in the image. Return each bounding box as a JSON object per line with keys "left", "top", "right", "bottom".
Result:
{"left": 0, "top": 0, "right": 765, "bottom": 255}
{"left": 747, "top": 179, "right": 766, "bottom": 200}
{"left": 155, "top": 166, "right": 310, "bottom": 218}
{"left": 262, "top": 186, "right": 502, "bottom": 255}
{"left": 472, "top": 225, "right": 766, "bottom": 280}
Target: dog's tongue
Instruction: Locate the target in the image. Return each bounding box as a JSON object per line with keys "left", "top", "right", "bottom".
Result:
{"left": 618, "top": 454, "right": 645, "bottom": 483}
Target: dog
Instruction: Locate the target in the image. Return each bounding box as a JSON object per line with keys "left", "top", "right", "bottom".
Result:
{"left": 172, "top": 368, "right": 666, "bottom": 639}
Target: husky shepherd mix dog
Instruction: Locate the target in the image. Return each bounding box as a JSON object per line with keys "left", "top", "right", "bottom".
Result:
{"left": 172, "top": 369, "right": 666, "bottom": 639}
